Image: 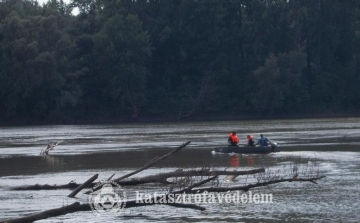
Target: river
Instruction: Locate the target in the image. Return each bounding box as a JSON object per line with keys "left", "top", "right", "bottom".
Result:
{"left": 0, "top": 118, "right": 359, "bottom": 222}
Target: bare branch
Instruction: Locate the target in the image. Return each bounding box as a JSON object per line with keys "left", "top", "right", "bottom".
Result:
{"left": 180, "top": 176, "right": 326, "bottom": 194}
{"left": 12, "top": 168, "right": 265, "bottom": 190}
{"left": 175, "top": 175, "right": 218, "bottom": 194}
{"left": 0, "top": 195, "right": 205, "bottom": 223}
{"left": 113, "top": 141, "right": 191, "bottom": 182}
{"left": 83, "top": 141, "right": 191, "bottom": 194}
{"left": 68, "top": 174, "right": 98, "bottom": 198}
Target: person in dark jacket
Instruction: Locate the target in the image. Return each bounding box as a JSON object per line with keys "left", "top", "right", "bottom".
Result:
{"left": 257, "top": 134, "right": 269, "bottom": 146}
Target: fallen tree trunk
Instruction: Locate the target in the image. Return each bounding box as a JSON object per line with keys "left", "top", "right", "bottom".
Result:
{"left": 12, "top": 168, "right": 265, "bottom": 190}
{"left": 113, "top": 141, "right": 191, "bottom": 182}
{"left": 68, "top": 174, "right": 98, "bottom": 198}
{"left": 107, "top": 173, "right": 115, "bottom": 181}
{"left": 12, "top": 182, "right": 80, "bottom": 190}
{"left": 12, "top": 142, "right": 191, "bottom": 191}
{"left": 85, "top": 141, "right": 192, "bottom": 194}
{"left": 115, "top": 168, "right": 265, "bottom": 185}
{"left": 0, "top": 202, "right": 86, "bottom": 223}
{"left": 2, "top": 175, "right": 326, "bottom": 223}
{"left": 173, "top": 176, "right": 326, "bottom": 194}
{"left": 0, "top": 195, "right": 205, "bottom": 223}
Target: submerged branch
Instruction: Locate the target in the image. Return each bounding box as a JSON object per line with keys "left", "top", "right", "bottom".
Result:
{"left": 84, "top": 141, "right": 191, "bottom": 194}
{"left": 12, "top": 168, "right": 265, "bottom": 190}
{"left": 12, "top": 182, "right": 80, "bottom": 190}
{"left": 118, "top": 168, "right": 265, "bottom": 185}
{"left": 174, "top": 176, "right": 326, "bottom": 194}
{"left": 2, "top": 176, "right": 326, "bottom": 222}
{"left": 113, "top": 141, "right": 191, "bottom": 182}
{"left": 175, "top": 175, "right": 219, "bottom": 194}
{"left": 68, "top": 174, "right": 98, "bottom": 198}
{"left": 0, "top": 195, "right": 205, "bottom": 223}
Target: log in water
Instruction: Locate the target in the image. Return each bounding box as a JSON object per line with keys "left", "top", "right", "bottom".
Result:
{"left": 0, "top": 118, "right": 359, "bottom": 222}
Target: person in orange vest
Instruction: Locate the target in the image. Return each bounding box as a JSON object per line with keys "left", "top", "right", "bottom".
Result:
{"left": 247, "top": 135, "right": 255, "bottom": 146}
{"left": 228, "top": 132, "right": 239, "bottom": 146}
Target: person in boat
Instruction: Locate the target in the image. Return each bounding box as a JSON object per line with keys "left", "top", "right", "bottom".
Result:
{"left": 247, "top": 135, "right": 255, "bottom": 146}
{"left": 228, "top": 132, "right": 239, "bottom": 146}
{"left": 257, "top": 134, "right": 269, "bottom": 146}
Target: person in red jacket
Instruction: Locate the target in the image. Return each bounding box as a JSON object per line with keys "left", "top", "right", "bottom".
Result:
{"left": 228, "top": 132, "right": 239, "bottom": 146}
{"left": 247, "top": 135, "right": 255, "bottom": 146}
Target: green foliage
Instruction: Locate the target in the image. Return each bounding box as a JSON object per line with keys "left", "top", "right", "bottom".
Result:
{"left": 0, "top": 0, "right": 360, "bottom": 124}
{"left": 252, "top": 54, "right": 284, "bottom": 114}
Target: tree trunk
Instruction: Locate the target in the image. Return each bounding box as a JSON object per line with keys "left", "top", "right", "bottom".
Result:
{"left": 68, "top": 174, "right": 98, "bottom": 198}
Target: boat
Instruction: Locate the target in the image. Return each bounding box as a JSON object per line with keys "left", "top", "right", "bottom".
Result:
{"left": 214, "top": 143, "right": 280, "bottom": 154}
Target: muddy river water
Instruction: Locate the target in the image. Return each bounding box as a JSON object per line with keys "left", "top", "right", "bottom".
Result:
{"left": 0, "top": 118, "right": 359, "bottom": 222}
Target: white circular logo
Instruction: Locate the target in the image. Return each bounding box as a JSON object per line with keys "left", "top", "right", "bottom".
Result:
{"left": 88, "top": 180, "right": 126, "bottom": 216}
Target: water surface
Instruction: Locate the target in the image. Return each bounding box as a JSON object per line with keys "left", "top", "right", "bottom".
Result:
{"left": 0, "top": 118, "right": 359, "bottom": 222}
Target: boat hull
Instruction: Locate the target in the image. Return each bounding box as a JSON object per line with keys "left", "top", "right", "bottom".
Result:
{"left": 214, "top": 145, "right": 280, "bottom": 154}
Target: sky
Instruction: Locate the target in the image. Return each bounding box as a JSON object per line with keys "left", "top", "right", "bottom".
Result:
{"left": 36, "top": 0, "right": 79, "bottom": 15}
{"left": 36, "top": 0, "right": 71, "bottom": 5}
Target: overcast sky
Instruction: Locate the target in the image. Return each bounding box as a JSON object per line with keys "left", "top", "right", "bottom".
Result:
{"left": 36, "top": 0, "right": 71, "bottom": 5}
{"left": 36, "top": 0, "right": 79, "bottom": 15}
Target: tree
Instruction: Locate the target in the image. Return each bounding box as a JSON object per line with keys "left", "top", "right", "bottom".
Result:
{"left": 252, "top": 54, "right": 284, "bottom": 115}
{"left": 100, "top": 13, "right": 151, "bottom": 117}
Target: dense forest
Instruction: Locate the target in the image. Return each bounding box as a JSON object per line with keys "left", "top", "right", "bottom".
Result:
{"left": 1, "top": 0, "right": 360, "bottom": 124}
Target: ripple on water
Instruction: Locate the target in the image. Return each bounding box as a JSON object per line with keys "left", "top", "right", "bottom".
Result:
{"left": 1, "top": 119, "right": 360, "bottom": 222}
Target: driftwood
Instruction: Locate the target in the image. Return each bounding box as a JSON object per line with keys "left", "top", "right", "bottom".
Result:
{"left": 107, "top": 173, "right": 115, "bottom": 181}
{"left": 40, "top": 141, "right": 63, "bottom": 156}
{"left": 1, "top": 175, "right": 325, "bottom": 223}
{"left": 84, "top": 141, "right": 191, "bottom": 194}
{"left": 13, "top": 142, "right": 191, "bottom": 191}
{"left": 113, "top": 141, "right": 191, "bottom": 182}
{"left": 116, "top": 168, "right": 265, "bottom": 185}
{"left": 0, "top": 197, "right": 205, "bottom": 223}
{"left": 3, "top": 139, "right": 327, "bottom": 223}
{"left": 0, "top": 202, "right": 85, "bottom": 223}
{"left": 12, "top": 182, "right": 80, "bottom": 190}
{"left": 11, "top": 168, "right": 265, "bottom": 190}
{"left": 68, "top": 174, "right": 98, "bottom": 198}
{"left": 173, "top": 176, "right": 326, "bottom": 194}
{"left": 175, "top": 175, "right": 219, "bottom": 193}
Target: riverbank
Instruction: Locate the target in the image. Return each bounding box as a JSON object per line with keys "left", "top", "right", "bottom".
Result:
{"left": 1, "top": 111, "right": 360, "bottom": 127}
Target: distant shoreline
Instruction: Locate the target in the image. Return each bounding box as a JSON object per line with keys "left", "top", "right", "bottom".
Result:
{"left": 1, "top": 112, "right": 360, "bottom": 127}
